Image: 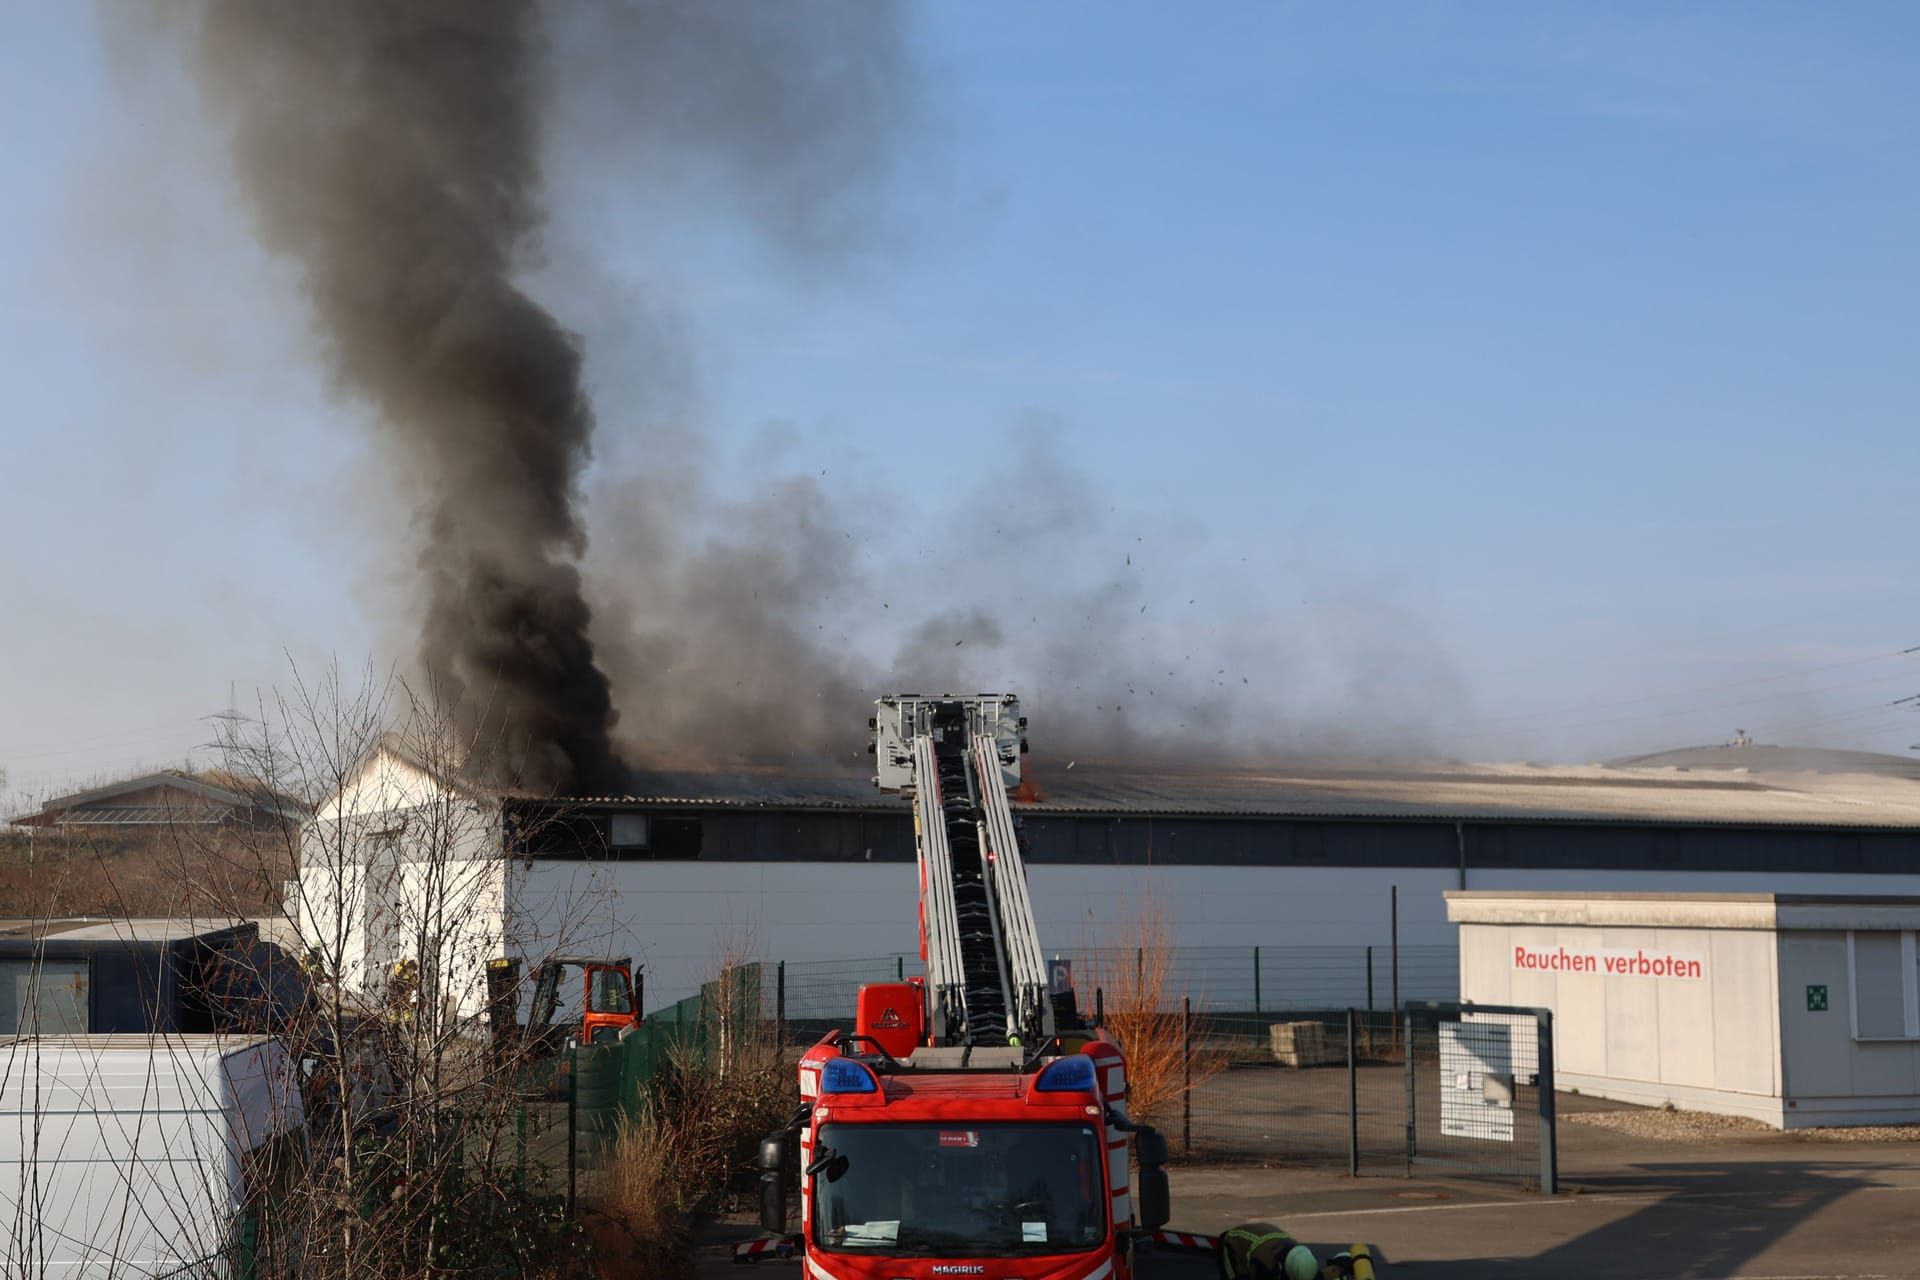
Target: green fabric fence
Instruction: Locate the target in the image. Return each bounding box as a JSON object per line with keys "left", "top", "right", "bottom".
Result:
{"left": 571, "top": 964, "right": 769, "bottom": 1151}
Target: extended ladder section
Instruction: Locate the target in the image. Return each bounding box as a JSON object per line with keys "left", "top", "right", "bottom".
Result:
{"left": 874, "top": 696, "right": 1053, "bottom": 1048}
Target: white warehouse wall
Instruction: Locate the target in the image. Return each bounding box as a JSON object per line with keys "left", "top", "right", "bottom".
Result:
{"left": 507, "top": 861, "right": 1920, "bottom": 1012}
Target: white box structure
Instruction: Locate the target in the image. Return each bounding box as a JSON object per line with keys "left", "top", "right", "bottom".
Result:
{"left": 0, "top": 1034, "right": 305, "bottom": 1276}
{"left": 1450, "top": 890, "right": 1920, "bottom": 1129}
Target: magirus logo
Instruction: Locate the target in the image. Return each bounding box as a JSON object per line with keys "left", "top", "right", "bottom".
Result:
{"left": 930, "top": 1266, "right": 985, "bottom": 1274}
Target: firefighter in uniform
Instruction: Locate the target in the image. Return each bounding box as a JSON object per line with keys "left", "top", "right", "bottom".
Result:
{"left": 1217, "top": 1222, "right": 1320, "bottom": 1280}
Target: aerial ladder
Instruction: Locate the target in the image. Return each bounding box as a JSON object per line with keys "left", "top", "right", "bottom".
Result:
{"left": 871, "top": 694, "right": 1054, "bottom": 1048}
{"left": 742, "top": 699, "right": 1380, "bottom": 1275}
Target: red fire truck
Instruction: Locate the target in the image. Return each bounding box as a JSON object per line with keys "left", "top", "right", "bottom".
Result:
{"left": 747, "top": 697, "right": 1173, "bottom": 1280}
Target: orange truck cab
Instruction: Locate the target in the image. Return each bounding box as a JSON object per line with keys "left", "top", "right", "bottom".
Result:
{"left": 752, "top": 1031, "right": 1170, "bottom": 1280}
{"left": 524, "top": 955, "right": 641, "bottom": 1050}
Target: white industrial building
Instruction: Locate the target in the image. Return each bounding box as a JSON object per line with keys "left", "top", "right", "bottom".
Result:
{"left": 296, "top": 739, "right": 1920, "bottom": 1017}
{"left": 1451, "top": 890, "right": 1920, "bottom": 1128}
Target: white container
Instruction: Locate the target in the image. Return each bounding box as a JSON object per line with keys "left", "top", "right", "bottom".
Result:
{"left": 0, "top": 1034, "right": 305, "bottom": 1278}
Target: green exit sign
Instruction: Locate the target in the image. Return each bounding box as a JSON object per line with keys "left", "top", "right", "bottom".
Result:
{"left": 1807, "top": 985, "right": 1829, "bottom": 1012}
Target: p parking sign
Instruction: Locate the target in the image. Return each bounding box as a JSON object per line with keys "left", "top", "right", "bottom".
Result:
{"left": 1049, "top": 958, "right": 1073, "bottom": 996}
{"left": 1807, "top": 985, "right": 1828, "bottom": 1012}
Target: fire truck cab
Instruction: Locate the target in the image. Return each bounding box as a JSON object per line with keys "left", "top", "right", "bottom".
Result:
{"left": 751, "top": 698, "right": 1171, "bottom": 1280}
{"left": 759, "top": 1034, "right": 1169, "bottom": 1280}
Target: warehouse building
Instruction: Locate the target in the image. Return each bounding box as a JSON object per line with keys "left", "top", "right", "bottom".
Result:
{"left": 296, "top": 739, "right": 1920, "bottom": 1015}
{"left": 10, "top": 769, "right": 306, "bottom": 831}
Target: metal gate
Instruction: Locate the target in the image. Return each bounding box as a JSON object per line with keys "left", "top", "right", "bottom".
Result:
{"left": 1404, "top": 1002, "right": 1556, "bottom": 1193}
{"left": 1177, "top": 1004, "right": 1556, "bottom": 1193}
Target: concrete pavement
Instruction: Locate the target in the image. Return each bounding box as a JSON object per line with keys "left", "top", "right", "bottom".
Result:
{"left": 700, "top": 1108, "right": 1920, "bottom": 1279}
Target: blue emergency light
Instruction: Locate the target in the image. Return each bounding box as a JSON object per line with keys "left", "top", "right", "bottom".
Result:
{"left": 821, "top": 1057, "right": 880, "bottom": 1094}
{"left": 1033, "top": 1055, "right": 1096, "bottom": 1093}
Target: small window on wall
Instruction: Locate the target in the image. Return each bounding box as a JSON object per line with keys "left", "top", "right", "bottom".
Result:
{"left": 1847, "top": 931, "right": 1920, "bottom": 1041}
{"left": 609, "top": 813, "right": 649, "bottom": 849}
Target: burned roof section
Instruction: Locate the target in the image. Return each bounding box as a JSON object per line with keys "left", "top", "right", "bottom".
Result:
{"left": 515, "top": 753, "right": 1920, "bottom": 831}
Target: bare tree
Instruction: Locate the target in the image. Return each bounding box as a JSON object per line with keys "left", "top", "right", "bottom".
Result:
{"left": 209, "top": 661, "right": 600, "bottom": 1278}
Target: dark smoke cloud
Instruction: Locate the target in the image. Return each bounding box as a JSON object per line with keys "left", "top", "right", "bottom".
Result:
{"left": 168, "top": 1, "right": 1459, "bottom": 783}
{"left": 183, "top": 1, "right": 916, "bottom": 792}
{"left": 587, "top": 423, "right": 1469, "bottom": 775}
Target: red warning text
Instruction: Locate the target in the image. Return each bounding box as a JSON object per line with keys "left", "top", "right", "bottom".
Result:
{"left": 1513, "top": 945, "right": 1703, "bottom": 979}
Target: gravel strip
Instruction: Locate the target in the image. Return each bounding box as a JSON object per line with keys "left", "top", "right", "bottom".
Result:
{"left": 1563, "top": 1108, "right": 1771, "bottom": 1141}
{"left": 1788, "top": 1123, "right": 1920, "bottom": 1142}
{"left": 1564, "top": 1106, "right": 1920, "bottom": 1142}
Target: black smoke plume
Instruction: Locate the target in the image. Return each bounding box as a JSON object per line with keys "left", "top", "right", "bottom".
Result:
{"left": 172, "top": 2, "right": 1459, "bottom": 783}
{"left": 184, "top": 1, "right": 913, "bottom": 791}
{"left": 187, "top": 2, "right": 611, "bottom": 790}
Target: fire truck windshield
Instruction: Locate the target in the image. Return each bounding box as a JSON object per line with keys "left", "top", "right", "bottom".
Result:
{"left": 813, "top": 1122, "right": 1106, "bottom": 1256}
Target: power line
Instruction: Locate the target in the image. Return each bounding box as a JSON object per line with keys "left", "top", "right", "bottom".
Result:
{"left": 1447, "top": 666, "right": 1920, "bottom": 740}
{"left": 1437, "top": 645, "right": 1919, "bottom": 731}
{"left": 0, "top": 726, "right": 214, "bottom": 765}
{"left": 1748, "top": 699, "right": 1918, "bottom": 737}
{"left": 0, "top": 720, "right": 207, "bottom": 756}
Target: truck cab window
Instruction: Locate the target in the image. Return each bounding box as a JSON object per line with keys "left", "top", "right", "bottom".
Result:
{"left": 813, "top": 1123, "right": 1105, "bottom": 1255}
{"left": 589, "top": 967, "right": 632, "bottom": 1015}
{"left": 0, "top": 959, "right": 89, "bottom": 1035}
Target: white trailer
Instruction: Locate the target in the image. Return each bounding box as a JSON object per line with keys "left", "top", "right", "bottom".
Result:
{"left": 0, "top": 1034, "right": 305, "bottom": 1278}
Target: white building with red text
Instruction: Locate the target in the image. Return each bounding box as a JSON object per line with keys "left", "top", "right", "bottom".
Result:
{"left": 1452, "top": 890, "right": 1920, "bottom": 1128}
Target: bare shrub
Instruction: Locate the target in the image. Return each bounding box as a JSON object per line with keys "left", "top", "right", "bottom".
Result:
{"left": 1080, "top": 896, "right": 1227, "bottom": 1129}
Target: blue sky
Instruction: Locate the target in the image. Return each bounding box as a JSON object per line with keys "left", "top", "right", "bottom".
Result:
{"left": 1, "top": 4, "right": 1916, "bottom": 796}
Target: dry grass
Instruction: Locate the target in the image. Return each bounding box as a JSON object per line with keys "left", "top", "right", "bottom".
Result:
{"left": 0, "top": 827, "right": 292, "bottom": 918}
{"left": 1079, "top": 898, "right": 1227, "bottom": 1129}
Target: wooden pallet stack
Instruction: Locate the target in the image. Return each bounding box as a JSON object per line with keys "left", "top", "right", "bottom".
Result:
{"left": 1269, "top": 1021, "right": 1341, "bottom": 1067}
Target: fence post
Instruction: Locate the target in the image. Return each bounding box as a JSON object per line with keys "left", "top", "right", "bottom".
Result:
{"left": 777, "top": 961, "right": 787, "bottom": 1047}
{"left": 566, "top": 1045, "right": 579, "bottom": 1216}
{"left": 1537, "top": 1008, "right": 1558, "bottom": 1196}
{"left": 1182, "top": 996, "right": 1193, "bottom": 1156}
{"left": 1390, "top": 886, "right": 1400, "bottom": 1046}
{"left": 1253, "top": 946, "right": 1261, "bottom": 1015}
{"left": 1366, "top": 946, "right": 1374, "bottom": 1012}
{"left": 897, "top": 955, "right": 905, "bottom": 981}
{"left": 515, "top": 1098, "right": 528, "bottom": 1193}
{"left": 1346, "top": 1007, "right": 1359, "bottom": 1177}
{"left": 1402, "top": 1006, "right": 1415, "bottom": 1174}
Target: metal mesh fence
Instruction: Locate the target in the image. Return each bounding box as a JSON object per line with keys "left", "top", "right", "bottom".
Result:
{"left": 689, "top": 950, "right": 1571, "bottom": 1189}
{"left": 1178, "top": 1009, "right": 1407, "bottom": 1171}
{"left": 745, "top": 944, "right": 1459, "bottom": 1029}
{"left": 1051, "top": 945, "right": 1458, "bottom": 1015}
{"left": 769, "top": 954, "right": 925, "bottom": 1023}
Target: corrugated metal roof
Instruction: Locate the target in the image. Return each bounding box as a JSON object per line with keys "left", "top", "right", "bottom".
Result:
{"left": 54, "top": 804, "right": 230, "bottom": 826}
{"left": 0, "top": 917, "right": 253, "bottom": 944}
{"left": 542, "top": 758, "right": 1920, "bottom": 830}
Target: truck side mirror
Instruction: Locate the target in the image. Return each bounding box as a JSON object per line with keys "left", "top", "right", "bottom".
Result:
{"left": 758, "top": 1132, "right": 790, "bottom": 1234}
{"left": 1136, "top": 1165, "right": 1170, "bottom": 1232}
{"left": 1133, "top": 1129, "right": 1169, "bottom": 1167}
{"left": 1132, "top": 1126, "right": 1170, "bottom": 1231}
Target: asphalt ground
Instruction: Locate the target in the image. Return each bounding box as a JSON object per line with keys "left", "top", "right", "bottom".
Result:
{"left": 699, "top": 1094, "right": 1920, "bottom": 1280}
